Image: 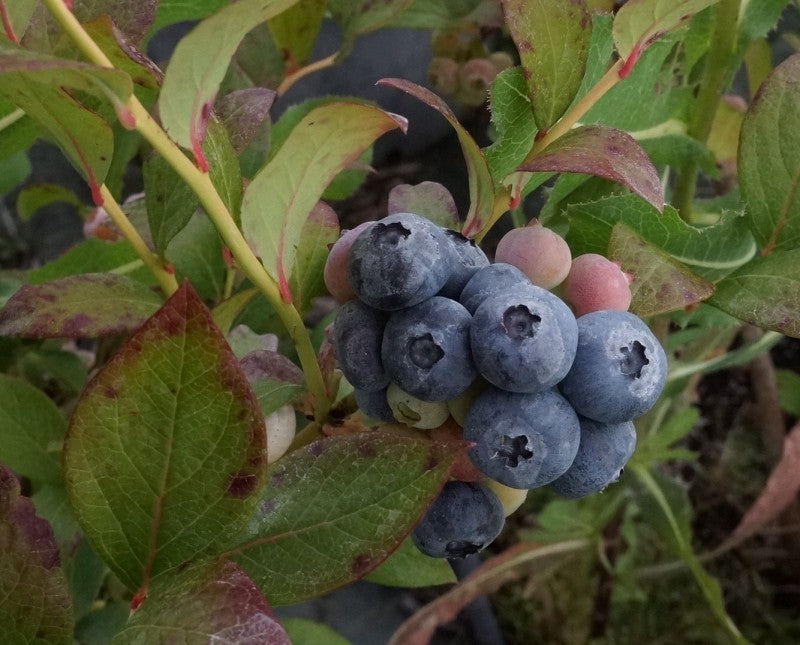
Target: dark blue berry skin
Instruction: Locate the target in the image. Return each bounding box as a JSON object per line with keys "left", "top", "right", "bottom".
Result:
{"left": 459, "top": 263, "right": 528, "bottom": 314}
{"left": 438, "top": 230, "right": 490, "bottom": 299}
{"left": 333, "top": 300, "right": 389, "bottom": 392}
{"left": 354, "top": 387, "right": 395, "bottom": 422}
{"left": 558, "top": 310, "right": 667, "bottom": 423}
{"left": 464, "top": 387, "right": 580, "bottom": 489}
{"left": 348, "top": 213, "right": 452, "bottom": 310}
{"left": 549, "top": 416, "right": 636, "bottom": 499}
{"left": 412, "top": 481, "right": 505, "bottom": 558}
{"left": 382, "top": 296, "right": 477, "bottom": 402}
{"left": 470, "top": 283, "right": 578, "bottom": 393}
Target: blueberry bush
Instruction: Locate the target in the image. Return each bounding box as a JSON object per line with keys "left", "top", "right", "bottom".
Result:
{"left": 0, "top": 1, "right": 799, "bottom": 643}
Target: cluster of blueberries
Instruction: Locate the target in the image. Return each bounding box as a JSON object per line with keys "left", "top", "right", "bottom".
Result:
{"left": 332, "top": 213, "right": 667, "bottom": 559}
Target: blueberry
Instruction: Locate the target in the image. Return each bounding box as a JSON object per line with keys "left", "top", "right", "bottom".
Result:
{"left": 464, "top": 387, "right": 580, "bottom": 489}
{"left": 348, "top": 213, "right": 452, "bottom": 310}
{"left": 549, "top": 416, "right": 636, "bottom": 499}
{"left": 354, "top": 386, "right": 395, "bottom": 422}
{"left": 382, "top": 296, "right": 476, "bottom": 401}
{"left": 470, "top": 283, "right": 578, "bottom": 393}
{"left": 459, "top": 263, "right": 529, "bottom": 314}
{"left": 333, "top": 300, "right": 388, "bottom": 392}
{"left": 558, "top": 310, "right": 667, "bottom": 423}
{"left": 438, "top": 230, "right": 490, "bottom": 299}
{"left": 412, "top": 481, "right": 505, "bottom": 558}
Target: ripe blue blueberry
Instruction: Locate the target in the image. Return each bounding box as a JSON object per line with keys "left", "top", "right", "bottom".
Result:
{"left": 470, "top": 283, "right": 578, "bottom": 393}
{"left": 558, "top": 310, "right": 667, "bottom": 423}
{"left": 354, "top": 386, "right": 395, "bottom": 422}
{"left": 438, "top": 230, "right": 490, "bottom": 299}
{"left": 464, "top": 387, "right": 580, "bottom": 489}
{"left": 412, "top": 481, "right": 505, "bottom": 558}
{"left": 549, "top": 416, "right": 636, "bottom": 498}
{"left": 459, "top": 263, "right": 528, "bottom": 314}
{"left": 333, "top": 300, "right": 388, "bottom": 392}
{"left": 382, "top": 296, "right": 476, "bottom": 401}
{"left": 348, "top": 213, "right": 452, "bottom": 310}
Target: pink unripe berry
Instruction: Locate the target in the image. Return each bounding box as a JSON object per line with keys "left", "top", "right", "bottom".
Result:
{"left": 323, "top": 221, "right": 374, "bottom": 302}
{"left": 564, "top": 254, "right": 633, "bottom": 316}
{"left": 494, "top": 223, "right": 572, "bottom": 289}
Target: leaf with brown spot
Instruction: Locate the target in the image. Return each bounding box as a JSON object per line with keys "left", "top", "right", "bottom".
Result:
{"left": 223, "top": 433, "right": 468, "bottom": 605}
{"left": 520, "top": 125, "right": 664, "bottom": 212}
{"left": 0, "top": 465, "right": 73, "bottom": 643}
{"left": 114, "top": 559, "right": 289, "bottom": 644}
{"left": 0, "top": 274, "right": 162, "bottom": 338}
{"left": 63, "top": 282, "right": 267, "bottom": 591}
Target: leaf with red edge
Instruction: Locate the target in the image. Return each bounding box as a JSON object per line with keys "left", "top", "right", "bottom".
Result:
{"left": 241, "top": 101, "right": 403, "bottom": 303}
{"left": 388, "top": 182, "right": 460, "bottom": 229}
{"left": 500, "top": 0, "right": 591, "bottom": 130}
{"left": 0, "top": 274, "right": 162, "bottom": 339}
{"left": 114, "top": 559, "right": 290, "bottom": 644}
{"left": 377, "top": 78, "right": 495, "bottom": 238}
{"left": 613, "top": 0, "right": 719, "bottom": 74}
{"left": 223, "top": 433, "right": 468, "bottom": 606}
{"left": 1, "top": 0, "right": 36, "bottom": 43}
{"left": 519, "top": 125, "right": 664, "bottom": 212}
{"left": 0, "top": 465, "right": 73, "bottom": 644}
{"left": 732, "top": 423, "right": 800, "bottom": 543}
{"left": 608, "top": 223, "right": 714, "bottom": 317}
{"left": 0, "top": 41, "right": 132, "bottom": 203}
{"left": 217, "top": 87, "right": 276, "bottom": 155}
{"left": 158, "top": 0, "right": 298, "bottom": 168}
{"left": 63, "top": 283, "right": 267, "bottom": 591}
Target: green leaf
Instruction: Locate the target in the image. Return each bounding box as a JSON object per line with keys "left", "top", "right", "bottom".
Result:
{"left": 735, "top": 0, "right": 791, "bottom": 62}
{"left": 631, "top": 465, "right": 745, "bottom": 642}
{"left": 31, "top": 485, "right": 81, "bottom": 556}
{"left": 149, "top": 0, "right": 227, "bottom": 34}
{"left": 0, "top": 466, "right": 73, "bottom": 644}
{"left": 28, "top": 239, "right": 150, "bottom": 284}
{"left": 708, "top": 249, "right": 800, "bottom": 338}
{"left": 612, "top": 0, "right": 720, "bottom": 62}
{"left": 739, "top": 53, "right": 800, "bottom": 253}
{"left": 282, "top": 619, "right": 351, "bottom": 645}
{"left": 0, "top": 274, "right": 162, "bottom": 339}
{"left": 268, "top": 0, "right": 326, "bottom": 65}
{"left": 377, "top": 78, "right": 495, "bottom": 238}
{"left": 0, "top": 100, "right": 39, "bottom": 162}
{"left": 500, "top": 0, "right": 591, "bottom": 129}
{"left": 0, "top": 374, "right": 64, "bottom": 483}
{"left": 484, "top": 66, "right": 538, "bottom": 183}
{"left": 365, "top": 537, "right": 456, "bottom": 587}
{"left": 776, "top": 369, "right": 800, "bottom": 417}
{"left": 81, "top": 16, "right": 161, "bottom": 89}
{"left": 520, "top": 125, "right": 665, "bottom": 212}
{"left": 1, "top": 0, "right": 36, "bottom": 39}
{"left": 226, "top": 433, "right": 466, "bottom": 605}
{"left": 213, "top": 289, "right": 259, "bottom": 335}
{"left": 16, "top": 183, "right": 84, "bottom": 221}
{"left": 389, "top": 0, "right": 481, "bottom": 29}
{"left": 329, "top": 0, "right": 414, "bottom": 43}
{"left": 387, "top": 182, "right": 459, "bottom": 229}
{"left": 0, "top": 150, "right": 30, "bottom": 193}
{"left": 566, "top": 194, "right": 756, "bottom": 280}
{"left": 520, "top": 493, "right": 626, "bottom": 543}
{"left": 165, "top": 212, "right": 226, "bottom": 303}
{"left": 64, "top": 539, "right": 108, "bottom": 621}
{"left": 574, "top": 12, "right": 615, "bottom": 102}
{"left": 633, "top": 406, "right": 699, "bottom": 466}
{"left": 75, "top": 603, "right": 129, "bottom": 645}
{"left": 0, "top": 42, "right": 132, "bottom": 200}
{"left": 113, "top": 560, "right": 289, "bottom": 644}
{"left": 289, "top": 202, "right": 340, "bottom": 316}
{"left": 63, "top": 283, "right": 268, "bottom": 590}
{"left": 609, "top": 223, "right": 715, "bottom": 316}
{"left": 158, "top": 0, "right": 298, "bottom": 164}
{"left": 241, "top": 101, "right": 402, "bottom": 301}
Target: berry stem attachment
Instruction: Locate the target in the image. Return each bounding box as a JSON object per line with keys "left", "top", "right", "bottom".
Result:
{"left": 42, "top": 0, "right": 332, "bottom": 422}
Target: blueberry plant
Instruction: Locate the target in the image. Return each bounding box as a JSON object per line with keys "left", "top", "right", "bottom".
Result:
{"left": 0, "top": 0, "right": 799, "bottom": 643}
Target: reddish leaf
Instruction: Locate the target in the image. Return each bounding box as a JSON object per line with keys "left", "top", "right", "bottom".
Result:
{"left": 519, "top": 125, "right": 664, "bottom": 212}
{"left": 732, "top": 423, "right": 800, "bottom": 543}
{"left": 115, "top": 559, "right": 289, "bottom": 644}
{"left": 239, "top": 350, "right": 304, "bottom": 386}
{"left": 217, "top": 87, "right": 276, "bottom": 154}
{"left": 0, "top": 274, "right": 162, "bottom": 339}
{"left": 0, "top": 465, "right": 73, "bottom": 643}
{"left": 74, "top": 0, "right": 158, "bottom": 44}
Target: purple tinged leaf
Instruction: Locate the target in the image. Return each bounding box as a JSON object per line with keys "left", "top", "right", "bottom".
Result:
{"left": 217, "top": 88, "right": 276, "bottom": 154}
{"left": 388, "top": 182, "right": 459, "bottom": 228}
{"left": 377, "top": 78, "right": 495, "bottom": 237}
{"left": 73, "top": 0, "right": 158, "bottom": 44}
{"left": 519, "top": 125, "right": 665, "bottom": 212}
{"left": 0, "top": 465, "right": 73, "bottom": 643}
{"left": 0, "top": 274, "right": 162, "bottom": 339}
{"left": 63, "top": 283, "right": 267, "bottom": 591}
{"left": 240, "top": 350, "right": 304, "bottom": 386}
{"left": 115, "top": 559, "right": 290, "bottom": 644}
